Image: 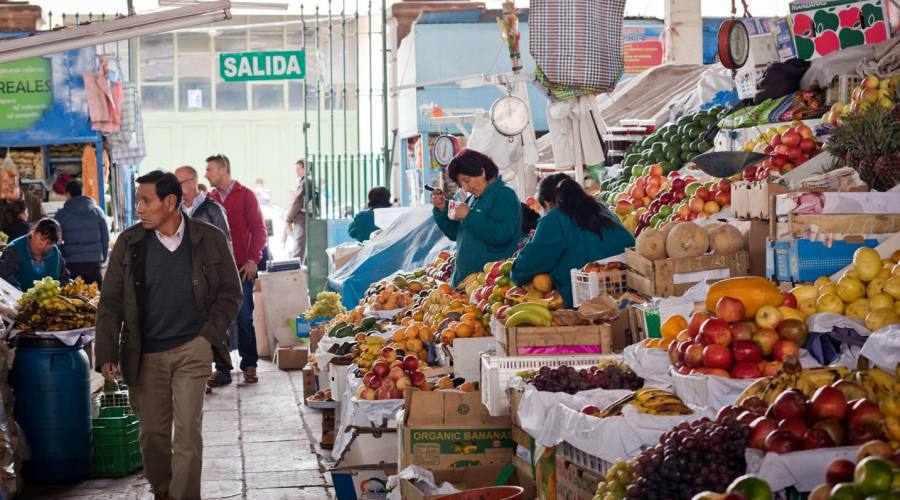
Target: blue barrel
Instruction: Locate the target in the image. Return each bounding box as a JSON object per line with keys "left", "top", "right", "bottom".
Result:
{"left": 11, "top": 335, "right": 91, "bottom": 484}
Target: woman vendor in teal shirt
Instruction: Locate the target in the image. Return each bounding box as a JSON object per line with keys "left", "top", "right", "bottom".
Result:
{"left": 348, "top": 187, "right": 392, "bottom": 242}
{"left": 511, "top": 173, "right": 635, "bottom": 308}
{"left": 432, "top": 149, "right": 522, "bottom": 288}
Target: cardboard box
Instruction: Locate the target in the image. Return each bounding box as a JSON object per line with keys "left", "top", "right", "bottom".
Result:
{"left": 400, "top": 390, "right": 515, "bottom": 470}
{"left": 274, "top": 346, "right": 308, "bottom": 370}
{"left": 330, "top": 432, "right": 396, "bottom": 500}
{"left": 399, "top": 464, "right": 536, "bottom": 500}
{"left": 556, "top": 455, "right": 604, "bottom": 500}
{"left": 625, "top": 248, "right": 750, "bottom": 297}
{"left": 302, "top": 363, "right": 318, "bottom": 404}
{"left": 321, "top": 408, "right": 336, "bottom": 450}
{"left": 500, "top": 324, "right": 613, "bottom": 356}
{"left": 512, "top": 424, "right": 535, "bottom": 480}
{"left": 440, "top": 337, "right": 497, "bottom": 381}
{"left": 509, "top": 387, "right": 524, "bottom": 428}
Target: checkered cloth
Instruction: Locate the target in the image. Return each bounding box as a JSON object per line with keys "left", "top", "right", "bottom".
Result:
{"left": 530, "top": 0, "right": 626, "bottom": 97}
{"left": 107, "top": 83, "right": 146, "bottom": 166}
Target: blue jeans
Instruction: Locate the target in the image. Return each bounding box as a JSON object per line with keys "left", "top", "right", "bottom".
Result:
{"left": 237, "top": 279, "right": 259, "bottom": 370}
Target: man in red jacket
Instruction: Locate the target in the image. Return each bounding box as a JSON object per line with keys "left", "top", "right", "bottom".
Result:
{"left": 205, "top": 154, "right": 267, "bottom": 384}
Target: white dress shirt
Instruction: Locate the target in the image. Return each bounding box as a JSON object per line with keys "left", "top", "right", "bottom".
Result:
{"left": 155, "top": 214, "right": 186, "bottom": 252}
{"left": 183, "top": 191, "right": 206, "bottom": 217}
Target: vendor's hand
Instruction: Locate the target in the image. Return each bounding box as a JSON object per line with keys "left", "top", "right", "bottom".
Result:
{"left": 240, "top": 260, "right": 258, "bottom": 282}
{"left": 431, "top": 190, "right": 446, "bottom": 211}
{"left": 452, "top": 202, "right": 470, "bottom": 220}
{"left": 101, "top": 362, "right": 119, "bottom": 383}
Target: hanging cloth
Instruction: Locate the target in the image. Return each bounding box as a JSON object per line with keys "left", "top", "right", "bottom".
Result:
{"left": 83, "top": 56, "right": 122, "bottom": 133}
{"left": 546, "top": 95, "right": 606, "bottom": 169}
{"left": 530, "top": 0, "right": 627, "bottom": 99}
{"left": 81, "top": 144, "right": 109, "bottom": 204}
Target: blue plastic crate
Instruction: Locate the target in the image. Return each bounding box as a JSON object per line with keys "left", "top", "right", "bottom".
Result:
{"left": 769, "top": 239, "right": 793, "bottom": 282}
{"left": 787, "top": 238, "right": 879, "bottom": 282}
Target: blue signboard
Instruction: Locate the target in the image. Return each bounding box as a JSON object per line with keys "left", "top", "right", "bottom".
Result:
{"left": 0, "top": 36, "right": 98, "bottom": 147}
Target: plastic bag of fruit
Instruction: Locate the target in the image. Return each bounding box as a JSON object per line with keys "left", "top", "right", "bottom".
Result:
{"left": 859, "top": 324, "right": 900, "bottom": 371}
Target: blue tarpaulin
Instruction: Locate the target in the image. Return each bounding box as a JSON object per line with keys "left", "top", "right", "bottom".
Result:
{"left": 327, "top": 206, "right": 454, "bottom": 309}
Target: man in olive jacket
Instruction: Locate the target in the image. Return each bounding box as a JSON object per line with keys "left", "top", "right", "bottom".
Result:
{"left": 95, "top": 171, "right": 241, "bottom": 500}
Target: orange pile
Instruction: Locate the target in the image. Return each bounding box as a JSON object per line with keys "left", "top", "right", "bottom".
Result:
{"left": 391, "top": 320, "right": 434, "bottom": 361}
{"left": 439, "top": 312, "right": 489, "bottom": 346}
{"left": 371, "top": 285, "right": 413, "bottom": 311}
{"left": 642, "top": 314, "right": 686, "bottom": 350}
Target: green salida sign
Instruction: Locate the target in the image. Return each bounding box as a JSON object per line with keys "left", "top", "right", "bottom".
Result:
{"left": 0, "top": 57, "right": 52, "bottom": 130}
{"left": 219, "top": 51, "right": 305, "bottom": 82}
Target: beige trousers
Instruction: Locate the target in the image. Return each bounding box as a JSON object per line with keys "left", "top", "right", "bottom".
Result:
{"left": 129, "top": 336, "right": 212, "bottom": 500}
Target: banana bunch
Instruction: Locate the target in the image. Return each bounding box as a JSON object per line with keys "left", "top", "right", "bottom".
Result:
{"left": 737, "top": 365, "right": 850, "bottom": 405}
{"left": 461, "top": 274, "right": 481, "bottom": 298}
{"left": 631, "top": 389, "right": 693, "bottom": 416}
{"left": 352, "top": 334, "right": 387, "bottom": 370}
{"left": 882, "top": 393, "right": 900, "bottom": 448}
{"left": 504, "top": 302, "right": 552, "bottom": 328}
{"left": 62, "top": 277, "right": 99, "bottom": 303}
{"left": 858, "top": 367, "right": 900, "bottom": 403}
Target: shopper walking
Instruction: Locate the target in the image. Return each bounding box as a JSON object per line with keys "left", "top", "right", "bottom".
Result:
{"left": 54, "top": 180, "right": 109, "bottom": 287}
{"left": 285, "top": 159, "right": 317, "bottom": 263}
{"left": 205, "top": 154, "right": 267, "bottom": 384}
{"left": 176, "top": 166, "right": 236, "bottom": 389}
{"left": 95, "top": 171, "right": 241, "bottom": 500}
{"left": 0, "top": 218, "right": 70, "bottom": 290}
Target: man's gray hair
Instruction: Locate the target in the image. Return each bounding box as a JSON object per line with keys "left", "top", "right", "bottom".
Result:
{"left": 176, "top": 165, "right": 198, "bottom": 177}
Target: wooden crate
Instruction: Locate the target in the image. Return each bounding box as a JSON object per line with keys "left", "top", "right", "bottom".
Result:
{"left": 625, "top": 248, "right": 750, "bottom": 297}
{"left": 501, "top": 324, "right": 613, "bottom": 356}
{"left": 508, "top": 386, "right": 524, "bottom": 428}
{"left": 778, "top": 213, "right": 900, "bottom": 238}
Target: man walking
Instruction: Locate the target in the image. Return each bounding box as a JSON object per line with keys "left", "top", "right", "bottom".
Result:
{"left": 95, "top": 171, "right": 241, "bottom": 500}
{"left": 54, "top": 180, "right": 109, "bottom": 286}
{"left": 176, "top": 166, "right": 236, "bottom": 390}
{"left": 285, "top": 159, "right": 316, "bottom": 264}
{"left": 205, "top": 154, "right": 267, "bottom": 385}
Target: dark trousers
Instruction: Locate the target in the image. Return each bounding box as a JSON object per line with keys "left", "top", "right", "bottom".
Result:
{"left": 236, "top": 279, "right": 258, "bottom": 371}
{"left": 66, "top": 261, "right": 103, "bottom": 288}
{"left": 212, "top": 331, "right": 234, "bottom": 373}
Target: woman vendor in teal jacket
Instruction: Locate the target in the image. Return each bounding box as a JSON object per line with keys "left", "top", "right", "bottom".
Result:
{"left": 432, "top": 149, "right": 522, "bottom": 287}
{"left": 348, "top": 187, "right": 392, "bottom": 242}
{"left": 511, "top": 173, "right": 635, "bottom": 308}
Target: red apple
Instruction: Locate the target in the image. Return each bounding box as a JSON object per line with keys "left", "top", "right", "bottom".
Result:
{"left": 772, "top": 340, "right": 800, "bottom": 362}
{"left": 731, "top": 362, "right": 763, "bottom": 379}
{"left": 688, "top": 312, "right": 710, "bottom": 337}
{"left": 668, "top": 338, "right": 681, "bottom": 365}
{"left": 581, "top": 405, "right": 601, "bottom": 416}
{"left": 367, "top": 374, "right": 383, "bottom": 390}
{"left": 714, "top": 190, "right": 731, "bottom": 206}
{"left": 732, "top": 340, "right": 763, "bottom": 363}
{"left": 371, "top": 361, "right": 390, "bottom": 379}
{"left": 797, "top": 125, "right": 814, "bottom": 139}
{"left": 813, "top": 419, "right": 846, "bottom": 446}
{"left": 731, "top": 321, "right": 755, "bottom": 342}
{"left": 359, "top": 387, "right": 377, "bottom": 400}
{"left": 716, "top": 405, "right": 741, "bottom": 423}
{"left": 810, "top": 386, "right": 848, "bottom": 421}
{"left": 696, "top": 186, "right": 711, "bottom": 202}
{"left": 704, "top": 368, "right": 731, "bottom": 378}
{"left": 848, "top": 424, "right": 883, "bottom": 445}
{"left": 396, "top": 376, "right": 412, "bottom": 390}
{"left": 752, "top": 328, "right": 780, "bottom": 357}
{"left": 381, "top": 346, "right": 397, "bottom": 362}
{"left": 363, "top": 371, "right": 377, "bottom": 388}
{"left": 748, "top": 417, "right": 778, "bottom": 450}
{"left": 402, "top": 354, "right": 420, "bottom": 372}
{"left": 701, "top": 318, "right": 732, "bottom": 346}
{"left": 375, "top": 386, "right": 392, "bottom": 400}
{"left": 676, "top": 340, "right": 694, "bottom": 366}
{"left": 781, "top": 130, "right": 801, "bottom": 147}
{"left": 389, "top": 366, "right": 406, "bottom": 382}
{"left": 685, "top": 343, "right": 705, "bottom": 368}
{"left": 781, "top": 292, "right": 798, "bottom": 308}
{"left": 799, "top": 138, "right": 816, "bottom": 153}
{"left": 765, "top": 429, "right": 804, "bottom": 454}
{"left": 715, "top": 296, "right": 745, "bottom": 323}
{"left": 768, "top": 389, "right": 808, "bottom": 421}
{"left": 825, "top": 459, "right": 856, "bottom": 485}
{"left": 846, "top": 399, "right": 884, "bottom": 431}
{"left": 831, "top": 380, "right": 868, "bottom": 402}
{"left": 779, "top": 417, "right": 809, "bottom": 439}
{"left": 737, "top": 410, "right": 759, "bottom": 425}
{"left": 702, "top": 344, "right": 733, "bottom": 370}
{"left": 742, "top": 396, "right": 769, "bottom": 415}
{"left": 389, "top": 388, "right": 404, "bottom": 399}
{"left": 762, "top": 361, "right": 784, "bottom": 377}
{"left": 777, "top": 319, "right": 808, "bottom": 347}
{"left": 688, "top": 196, "right": 705, "bottom": 213}
{"left": 770, "top": 134, "right": 782, "bottom": 146}
{"left": 411, "top": 370, "right": 426, "bottom": 387}
{"left": 802, "top": 427, "right": 836, "bottom": 450}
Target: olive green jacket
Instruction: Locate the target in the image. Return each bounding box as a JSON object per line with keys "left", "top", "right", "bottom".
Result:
{"left": 94, "top": 216, "right": 242, "bottom": 385}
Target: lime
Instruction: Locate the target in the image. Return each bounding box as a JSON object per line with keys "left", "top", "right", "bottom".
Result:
{"left": 830, "top": 483, "right": 860, "bottom": 500}
{"left": 856, "top": 457, "right": 894, "bottom": 495}
{"left": 727, "top": 475, "right": 772, "bottom": 500}
{"left": 659, "top": 205, "right": 673, "bottom": 217}
{"left": 649, "top": 213, "right": 664, "bottom": 227}
{"left": 685, "top": 182, "right": 701, "bottom": 196}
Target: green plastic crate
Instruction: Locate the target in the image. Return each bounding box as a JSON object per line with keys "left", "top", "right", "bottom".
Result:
{"left": 90, "top": 406, "right": 143, "bottom": 478}
{"left": 90, "top": 447, "right": 142, "bottom": 477}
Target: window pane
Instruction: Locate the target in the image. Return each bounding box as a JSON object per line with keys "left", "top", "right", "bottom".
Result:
{"left": 252, "top": 84, "right": 284, "bottom": 110}
{"left": 141, "top": 85, "right": 174, "bottom": 111}
{"left": 179, "top": 53, "right": 210, "bottom": 79}
{"left": 288, "top": 80, "right": 318, "bottom": 110}
{"left": 215, "top": 29, "right": 247, "bottom": 52}
{"left": 178, "top": 32, "right": 210, "bottom": 53}
{"left": 179, "top": 80, "right": 212, "bottom": 111}
{"left": 140, "top": 34, "right": 174, "bottom": 82}
{"left": 249, "top": 20, "right": 284, "bottom": 51}
{"left": 217, "top": 81, "right": 248, "bottom": 111}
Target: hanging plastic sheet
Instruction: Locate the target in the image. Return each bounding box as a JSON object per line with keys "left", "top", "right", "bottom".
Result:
{"left": 327, "top": 206, "right": 454, "bottom": 309}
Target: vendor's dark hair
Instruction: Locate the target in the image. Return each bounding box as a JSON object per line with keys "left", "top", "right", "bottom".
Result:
{"left": 65, "top": 180, "right": 83, "bottom": 197}
{"left": 521, "top": 203, "right": 540, "bottom": 234}
{"left": 137, "top": 170, "right": 183, "bottom": 206}
{"left": 447, "top": 149, "right": 498, "bottom": 183}
{"left": 367, "top": 187, "right": 391, "bottom": 208}
{"left": 34, "top": 218, "right": 62, "bottom": 244}
{"left": 538, "top": 173, "right": 615, "bottom": 236}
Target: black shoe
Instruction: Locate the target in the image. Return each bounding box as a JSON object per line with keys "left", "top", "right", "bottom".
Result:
{"left": 207, "top": 370, "right": 233, "bottom": 387}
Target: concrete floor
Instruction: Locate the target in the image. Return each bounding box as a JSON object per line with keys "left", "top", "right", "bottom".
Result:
{"left": 20, "top": 357, "right": 335, "bottom": 500}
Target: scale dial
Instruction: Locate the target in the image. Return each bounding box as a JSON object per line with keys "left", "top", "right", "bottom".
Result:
{"left": 432, "top": 134, "right": 457, "bottom": 166}
{"left": 490, "top": 95, "right": 530, "bottom": 137}
{"left": 718, "top": 19, "right": 750, "bottom": 70}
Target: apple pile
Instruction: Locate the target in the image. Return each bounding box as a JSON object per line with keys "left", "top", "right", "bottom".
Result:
{"left": 741, "top": 124, "right": 822, "bottom": 182}
{"left": 822, "top": 74, "right": 899, "bottom": 126}
{"left": 424, "top": 251, "right": 454, "bottom": 282}
{"left": 809, "top": 440, "right": 900, "bottom": 500}
{"left": 718, "top": 383, "right": 887, "bottom": 454}
{"left": 354, "top": 347, "right": 429, "bottom": 400}
{"left": 669, "top": 295, "right": 809, "bottom": 379}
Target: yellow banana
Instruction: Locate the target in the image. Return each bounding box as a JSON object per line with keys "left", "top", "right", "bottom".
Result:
{"left": 885, "top": 416, "right": 900, "bottom": 442}
{"left": 504, "top": 310, "right": 551, "bottom": 328}
{"left": 506, "top": 303, "right": 552, "bottom": 322}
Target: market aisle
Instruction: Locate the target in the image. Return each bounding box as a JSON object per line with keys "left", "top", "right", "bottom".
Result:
{"left": 20, "top": 358, "right": 334, "bottom": 500}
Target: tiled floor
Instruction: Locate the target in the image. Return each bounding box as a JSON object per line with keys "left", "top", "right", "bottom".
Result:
{"left": 20, "top": 357, "right": 335, "bottom": 500}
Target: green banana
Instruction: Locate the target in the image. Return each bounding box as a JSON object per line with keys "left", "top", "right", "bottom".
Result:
{"left": 505, "top": 310, "right": 551, "bottom": 328}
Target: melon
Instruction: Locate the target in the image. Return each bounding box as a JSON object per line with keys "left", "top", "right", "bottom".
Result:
{"left": 636, "top": 229, "right": 667, "bottom": 260}
{"left": 658, "top": 221, "right": 677, "bottom": 241}
{"left": 703, "top": 221, "right": 725, "bottom": 234}
{"left": 665, "top": 222, "right": 709, "bottom": 258}
{"left": 708, "top": 224, "right": 744, "bottom": 254}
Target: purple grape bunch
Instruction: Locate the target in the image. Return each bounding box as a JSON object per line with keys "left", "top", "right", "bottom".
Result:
{"left": 527, "top": 364, "right": 644, "bottom": 394}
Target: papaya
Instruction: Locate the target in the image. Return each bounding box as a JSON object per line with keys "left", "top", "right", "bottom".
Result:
{"left": 705, "top": 277, "right": 783, "bottom": 319}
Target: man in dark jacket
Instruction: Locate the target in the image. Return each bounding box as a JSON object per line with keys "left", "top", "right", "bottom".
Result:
{"left": 176, "top": 165, "right": 235, "bottom": 388}
{"left": 54, "top": 180, "right": 109, "bottom": 286}
{"left": 95, "top": 171, "right": 241, "bottom": 500}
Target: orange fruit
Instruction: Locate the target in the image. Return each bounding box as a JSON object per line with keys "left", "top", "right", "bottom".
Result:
{"left": 418, "top": 326, "right": 431, "bottom": 342}
{"left": 392, "top": 329, "right": 405, "bottom": 342}
{"left": 404, "top": 328, "right": 418, "bottom": 340}
{"left": 438, "top": 283, "right": 453, "bottom": 295}
{"left": 407, "top": 338, "right": 423, "bottom": 352}
{"left": 660, "top": 337, "right": 675, "bottom": 349}
{"left": 393, "top": 340, "right": 407, "bottom": 350}
{"left": 440, "top": 332, "right": 454, "bottom": 346}
{"left": 460, "top": 313, "right": 479, "bottom": 327}
{"left": 401, "top": 317, "right": 413, "bottom": 326}
{"left": 455, "top": 323, "right": 474, "bottom": 338}
{"left": 645, "top": 338, "right": 661, "bottom": 348}
{"left": 464, "top": 305, "right": 480, "bottom": 316}
{"left": 532, "top": 274, "right": 554, "bottom": 293}
{"left": 661, "top": 315, "right": 688, "bottom": 339}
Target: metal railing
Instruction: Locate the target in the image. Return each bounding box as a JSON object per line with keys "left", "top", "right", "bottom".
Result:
{"left": 307, "top": 152, "right": 386, "bottom": 220}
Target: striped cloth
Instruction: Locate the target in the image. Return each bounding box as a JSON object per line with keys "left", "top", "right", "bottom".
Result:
{"left": 530, "top": 0, "right": 626, "bottom": 99}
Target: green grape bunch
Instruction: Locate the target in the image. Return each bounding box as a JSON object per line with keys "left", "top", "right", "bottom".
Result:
{"left": 305, "top": 291, "right": 346, "bottom": 320}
